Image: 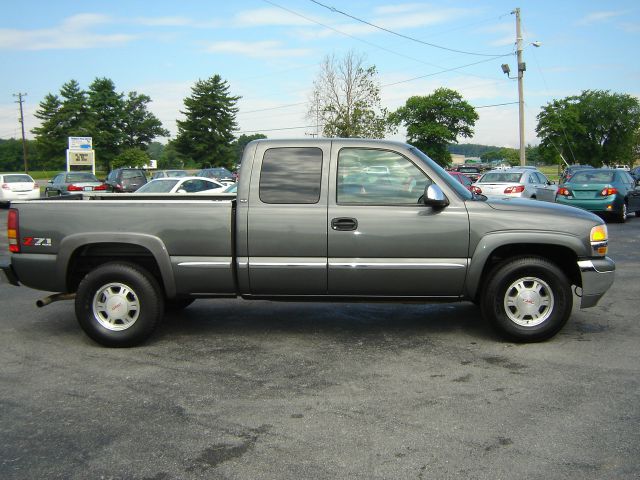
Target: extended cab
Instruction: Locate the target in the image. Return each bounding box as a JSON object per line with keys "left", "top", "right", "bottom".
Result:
{"left": 2, "top": 139, "right": 615, "bottom": 347}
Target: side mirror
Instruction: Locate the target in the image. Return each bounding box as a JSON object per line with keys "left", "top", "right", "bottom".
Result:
{"left": 423, "top": 184, "right": 449, "bottom": 209}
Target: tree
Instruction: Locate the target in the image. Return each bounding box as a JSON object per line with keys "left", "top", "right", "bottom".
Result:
{"left": 32, "top": 93, "right": 65, "bottom": 163}
{"left": 112, "top": 148, "right": 150, "bottom": 169}
{"left": 392, "top": 88, "right": 478, "bottom": 166}
{"left": 87, "top": 78, "right": 125, "bottom": 171}
{"left": 231, "top": 133, "right": 266, "bottom": 164}
{"left": 122, "top": 92, "right": 169, "bottom": 149}
{"left": 536, "top": 90, "right": 640, "bottom": 166}
{"left": 175, "top": 75, "right": 240, "bottom": 169}
{"left": 309, "top": 51, "right": 390, "bottom": 138}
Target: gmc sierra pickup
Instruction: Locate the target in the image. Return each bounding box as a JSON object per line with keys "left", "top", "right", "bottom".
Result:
{"left": 2, "top": 138, "right": 615, "bottom": 347}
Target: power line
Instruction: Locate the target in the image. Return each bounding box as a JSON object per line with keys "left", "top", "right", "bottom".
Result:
{"left": 309, "top": 0, "right": 512, "bottom": 58}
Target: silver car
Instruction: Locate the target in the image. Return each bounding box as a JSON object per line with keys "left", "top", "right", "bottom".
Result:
{"left": 472, "top": 168, "right": 557, "bottom": 202}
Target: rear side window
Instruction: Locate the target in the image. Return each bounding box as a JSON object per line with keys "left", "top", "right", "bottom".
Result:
{"left": 259, "top": 147, "right": 322, "bottom": 204}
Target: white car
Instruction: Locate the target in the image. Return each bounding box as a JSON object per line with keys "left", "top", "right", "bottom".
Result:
{"left": 0, "top": 173, "right": 40, "bottom": 205}
{"left": 134, "top": 176, "right": 225, "bottom": 194}
{"left": 471, "top": 168, "right": 557, "bottom": 202}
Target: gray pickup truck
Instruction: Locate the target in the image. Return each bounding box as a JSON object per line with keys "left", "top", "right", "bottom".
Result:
{"left": 2, "top": 139, "right": 615, "bottom": 347}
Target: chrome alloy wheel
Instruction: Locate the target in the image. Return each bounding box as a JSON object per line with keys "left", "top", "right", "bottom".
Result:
{"left": 503, "top": 276, "right": 554, "bottom": 327}
{"left": 92, "top": 282, "right": 140, "bottom": 331}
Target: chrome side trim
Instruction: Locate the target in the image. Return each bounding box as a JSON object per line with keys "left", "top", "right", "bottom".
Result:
{"left": 177, "top": 261, "right": 231, "bottom": 268}
{"left": 329, "top": 260, "right": 467, "bottom": 269}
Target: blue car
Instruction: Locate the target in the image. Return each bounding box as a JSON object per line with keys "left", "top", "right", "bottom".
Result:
{"left": 556, "top": 168, "right": 640, "bottom": 222}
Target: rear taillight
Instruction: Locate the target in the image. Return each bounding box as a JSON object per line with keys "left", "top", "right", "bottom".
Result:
{"left": 504, "top": 185, "right": 525, "bottom": 194}
{"left": 7, "top": 208, "right": 19, "bottom": 253}
{"left": 557, "top": 187, "right": 571, "bottom": 196}
{"left": 33, "top": 183, "right": 39, "bottom": 190}
{"left": 471, "top": 186, "right": 482, "bottom": 194}
{"left": 1, "top": 183, "right": 9, "bottom": 190}
{"left": 94, "top": 183, "right": 108, "bottom": 191}
{"left": 67, "top": 184, "right": 83, "bottom": 191}
{"left": 600, "top": 187, "right": 617, "bottom": 196}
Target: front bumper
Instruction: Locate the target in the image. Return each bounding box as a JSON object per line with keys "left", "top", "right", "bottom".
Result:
{"left": 577, "top": 257, "right": 615, "bottom": 308}
{"left": 0, "top": 258, "right": 20, "bottom": 286}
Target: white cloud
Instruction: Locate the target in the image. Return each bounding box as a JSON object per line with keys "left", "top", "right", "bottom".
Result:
{"left": 576, "top": 10, "right": 626, "bottom": 26}
{"left": 233, "top": 7, "right": 312, "bottom": 27}
{"left": 0, "top": 14, "right": 136, "bottom": 51}
{"left": 204, "top": 40, "right": 312, "bottom": 58}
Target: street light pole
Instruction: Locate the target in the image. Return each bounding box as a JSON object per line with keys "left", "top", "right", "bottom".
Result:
{"left": 514, "top": 8, "right": 526, "bottom": 166}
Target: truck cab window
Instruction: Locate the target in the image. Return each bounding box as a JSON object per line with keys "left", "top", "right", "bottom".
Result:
{"left": 337, "top": 148, "right": 429, "bottom": 205}
{"left": 259, "top": 147, "right": 323, "bottom": 204}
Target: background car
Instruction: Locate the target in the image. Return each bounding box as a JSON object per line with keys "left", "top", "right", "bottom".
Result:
{"left": 447, "top": 171, "right": 473, "bottom": 191}
{"left": 471, "top": 168, "right": 557, "bottom": 201}
{"left": 556, "top": 168, "right": 640, "bottom": 222}
{"left": 105, "top": 168, "right": 148, "bottom": 192}
{"left": 151, "top": 169, "right": 189, "bottom": 179}
{"left": 560, "top": 164, "right": 594, "bottom": 184}
{"left": 196, "top": 167, "right": 235, "bottom": 186}
{"left": 0, "top": 173, "right": 40, "bottom": 205}
{"left": 44, "top": 171, "right": 107, "bottom": 197}
{"left": 455, "top": 165, "right": 483, "bottom": 182}
{"left": 629, "top": 166, "right": 640, "bottom": 181}
{"left": 134, "top": 176, "right": 225, "bottom": 194}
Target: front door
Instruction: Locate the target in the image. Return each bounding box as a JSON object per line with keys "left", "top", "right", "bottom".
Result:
{"left": 328, "top": 146, "right": 469, "bottom": 297}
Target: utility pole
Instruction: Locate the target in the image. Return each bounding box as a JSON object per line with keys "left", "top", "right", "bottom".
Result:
{"left": 13, "top": 92, "right": 29, "bottom": 173}
{"left": 513, "top": 8, "right": 526, "bottom": 166}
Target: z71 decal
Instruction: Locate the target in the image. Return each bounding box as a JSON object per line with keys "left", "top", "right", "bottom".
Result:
{"left": 23, "top": 237, "right": 52, "bottom": 247}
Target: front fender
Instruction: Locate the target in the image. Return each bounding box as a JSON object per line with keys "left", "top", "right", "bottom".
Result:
{"left": 465, "top": 231, "right": 586, "bottom": 299}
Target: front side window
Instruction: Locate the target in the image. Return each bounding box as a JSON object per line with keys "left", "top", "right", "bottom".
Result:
{"left": 337, "top": 148, "right": 428, "bottom": 205}
{"left": 259, "top": 147, "right": 322, "bottom": 204}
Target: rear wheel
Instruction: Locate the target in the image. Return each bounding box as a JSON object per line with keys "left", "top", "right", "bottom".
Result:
{"left": 481, "top": 256, "right": 572, "bottom": 342}
{"left": 617, "top": 202, "right": 627, "bottom": 223}
{"left": 75, "top": 262, "right": 164, "bottom": 347}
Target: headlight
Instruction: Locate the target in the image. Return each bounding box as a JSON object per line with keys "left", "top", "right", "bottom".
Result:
{"left": 590, "top": 224, "right": 608, "bottom": 256}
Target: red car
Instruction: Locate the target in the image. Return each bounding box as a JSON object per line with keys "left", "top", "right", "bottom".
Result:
{"left": 448, "top": 171, "right": 474, "bottom": 191}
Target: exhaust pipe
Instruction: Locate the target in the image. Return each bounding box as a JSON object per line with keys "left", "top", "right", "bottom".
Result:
{"left": 36, "top": 293, "right": 76, "bottom": 308}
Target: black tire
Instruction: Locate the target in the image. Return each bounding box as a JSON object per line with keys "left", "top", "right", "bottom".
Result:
{"left": 165, "top": 298, "right": 195, "bottom": 311}
{"left": 480, "top": 256, "right": 572, "bottom": 342}
{"left": 75, "top": 262, "right": 164, "bottom": 347}
{"left": 616, "top": 202, "right": 627, "bottom": 223}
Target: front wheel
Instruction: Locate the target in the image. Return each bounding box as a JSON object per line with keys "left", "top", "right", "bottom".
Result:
{"left": 75, "top": 262, "right": 164, "bottom": 347}
{"left": 481, "top": 256, "right": 572, "bottom": 342}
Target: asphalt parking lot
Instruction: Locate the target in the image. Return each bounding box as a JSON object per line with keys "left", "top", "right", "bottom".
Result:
{"left": 1, "top": 208, "right": 639, "bottom": 479}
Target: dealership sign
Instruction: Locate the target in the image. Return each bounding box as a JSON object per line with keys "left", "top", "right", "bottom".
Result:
{"left": 67, "top": 137, "right": 95, "bottom": 173}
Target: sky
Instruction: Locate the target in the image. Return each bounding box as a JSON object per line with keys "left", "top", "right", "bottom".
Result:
{"left": 1, "top": 0, "right": 639, "bottom": 150}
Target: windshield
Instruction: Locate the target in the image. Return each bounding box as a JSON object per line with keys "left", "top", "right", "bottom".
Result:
{"left": 3, "top": 174, "right": 32, "bottom": 183}
{"left": 136, "top": 180, "right": 178, "bottom": 193}
{"left": 479, "top": 172, "right": 523, "bottom": 183}
{"left": 67, "top": 173, "right": 98, "bottom": 182}
{"left": 410, "top": 147, "right": 473, "bottom": 200}
{"left": 571, "top": 171, "right": 615, "bottom": 183}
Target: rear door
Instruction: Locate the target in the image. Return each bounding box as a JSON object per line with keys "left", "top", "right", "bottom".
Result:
{"left": 246, "top": 141, "right": 330, "bottom": 295}
{"left": 327, "top": 144, "right": 469, "bottom": 297}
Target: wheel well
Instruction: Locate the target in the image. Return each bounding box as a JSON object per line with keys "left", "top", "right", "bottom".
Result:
{"left": 67, "top": 242, "right": 163, "bottom": 293}
{"left": 476, "top": 243, "right": 581, "bottom": 301}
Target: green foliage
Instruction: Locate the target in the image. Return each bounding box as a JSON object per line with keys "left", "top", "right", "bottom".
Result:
{"left": 30, "top": 78, "right": 168, "bottom": 173}
{"left": 122, "top": 92, "right": 170, "bottom": 149}
{"left": 231, "top": 134, "right": 266, "bottom": 164}
{"left": 175, "top": 75, "right": 240, "bottom": 169}
{"left": 158, "top": 141, "right": 193, "bottom": 169}
{"left": 536, "top": 90, "right": 640, "bottom": 166}
{"left": 392, "top": 88, "right": 479, "bottom": 166}
{"left": 480, "top": 148, "right": 519, "bottom": 166}
{"left": 448, "top": 143, "right": 500, "bottom": 157}
{"left": 112, "top": 148, "right": 150, "bottom": 169}
{"left": 310, "top": 51, "right": 391, "bottom": 139}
